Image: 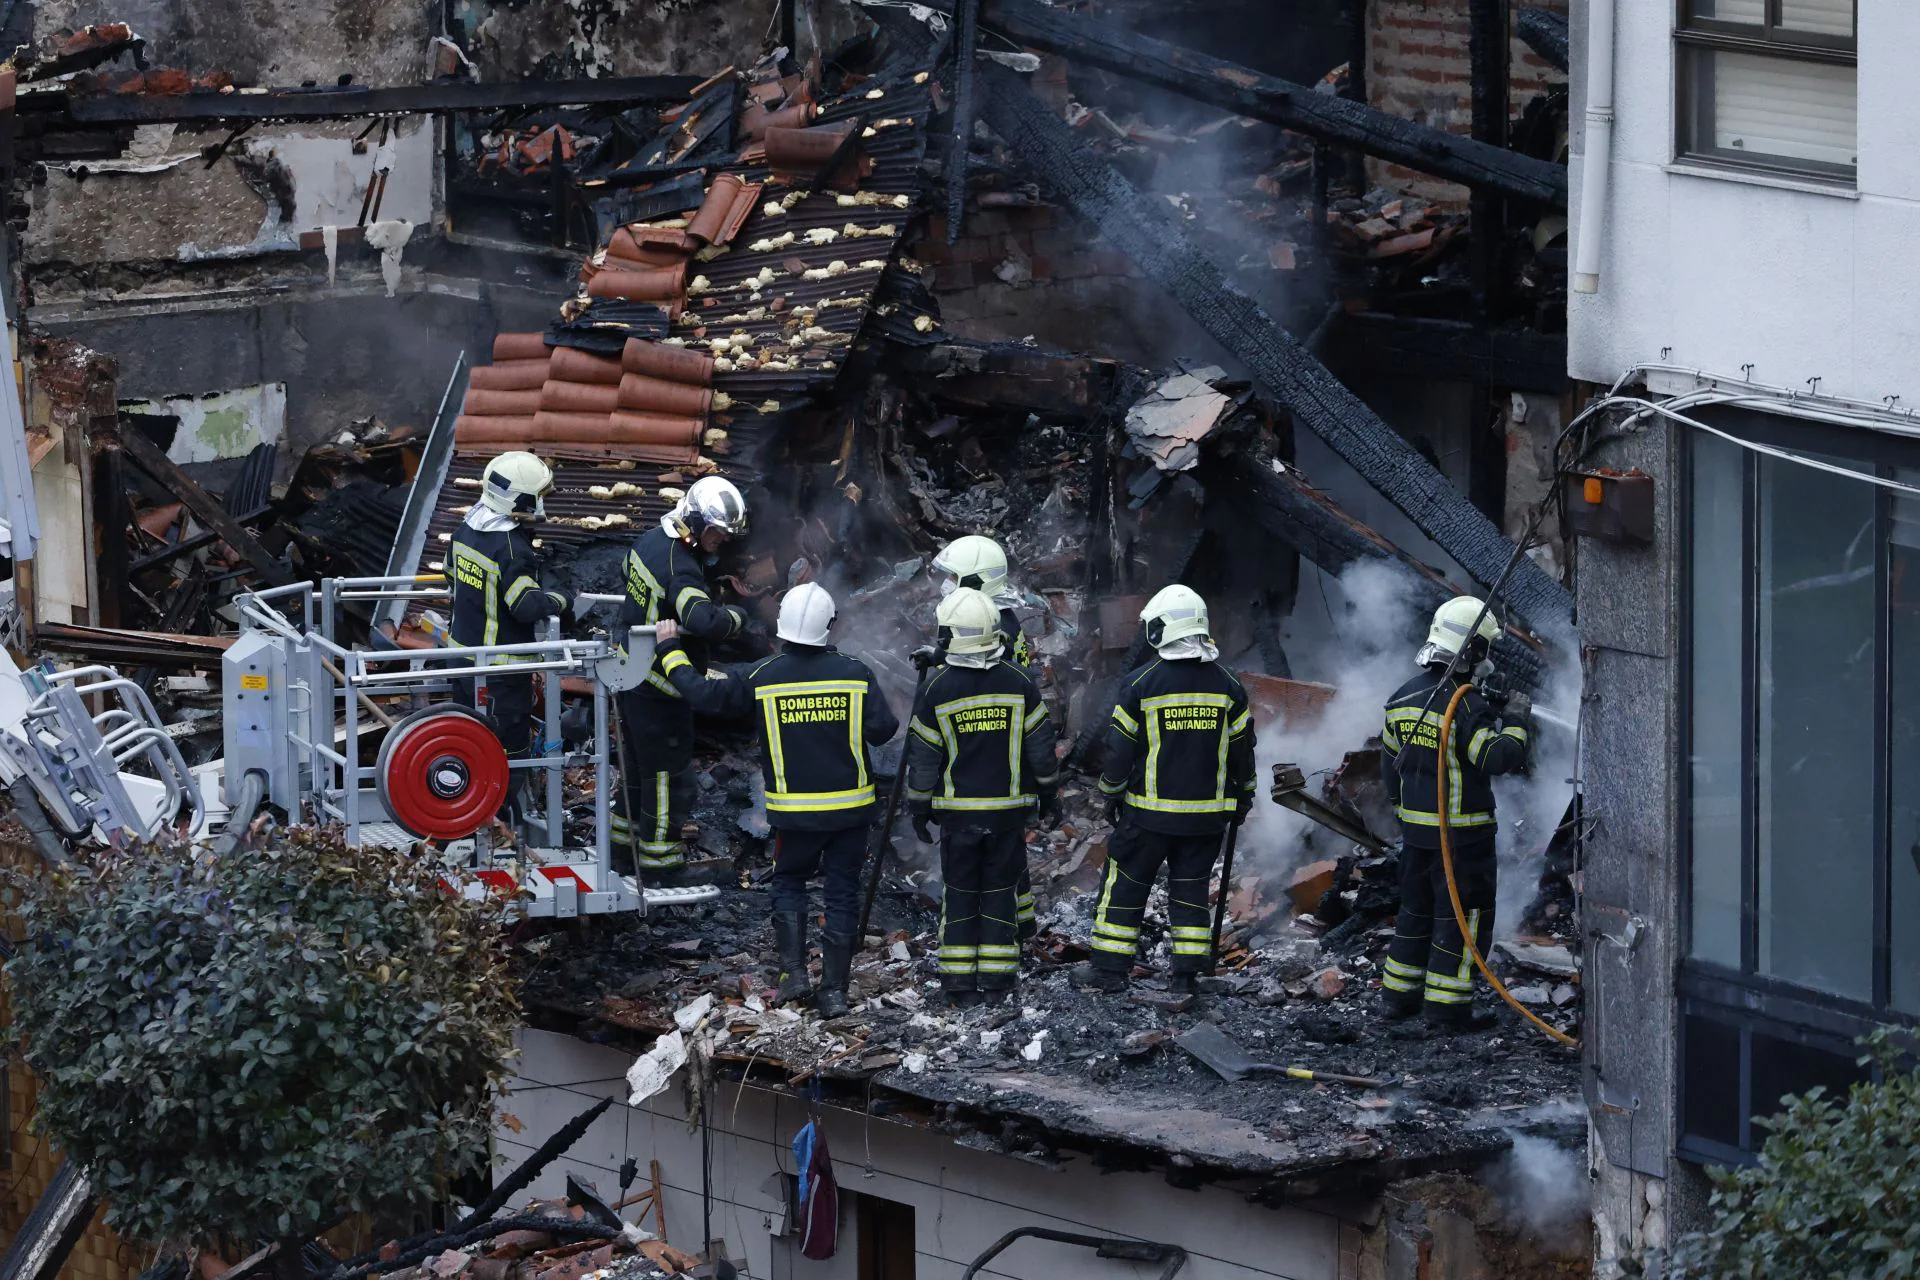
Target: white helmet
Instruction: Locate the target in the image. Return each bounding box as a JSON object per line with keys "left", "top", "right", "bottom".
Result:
{"left": 932, "top": 534, "right": 1009, "bottom": 599}
{"left": 776, "top": 582, "right": 835, "bottom": 646}
{"left": 936, "top": 586, "right": 1003, "bottom": 657}
{"left": 480, "top": 451, "right": 553, "bottom": 520}
{"left": 669, "top": 475, "right": 748, "bottom": 541}
{"left": 1141, "top": 584, "right": 1210, "bottom": 649}
{"left": 1416, "top": 595, "right": 1502, "bottom": 668}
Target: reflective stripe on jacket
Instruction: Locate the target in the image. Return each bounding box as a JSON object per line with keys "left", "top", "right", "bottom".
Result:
{"left": 1098, "top": 657, "right": 1255, "bottom": 836}
{"left": 619, "top": 525, "right": 744, "bottom": 697}
{"left": 449, "top": 524, "right": 562, "bottom": 658}
{"left": 660, "top": 644, "right": 898, "bottom": 831}
{"left": 1380, "top": 671, "right": 1528, "bottom": 847}
{"left": 905, "top": 661, "right": 1058, "bottom": 832}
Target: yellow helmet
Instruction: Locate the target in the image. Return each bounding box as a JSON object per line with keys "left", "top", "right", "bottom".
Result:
{"left": 936, "top": 586, "right": 1003, "bottom": 657}
{"left": 480, "top": 451, "right": 553, "bottom": 520}
{"left": 1141, "top": 584, "right": 1210, "bottom": 648}
{"left": 1418, "top": 596, "right": 1502, "bottom": 667}
{"left": 933, "top": 535, "right": 1009, "bottom": 598}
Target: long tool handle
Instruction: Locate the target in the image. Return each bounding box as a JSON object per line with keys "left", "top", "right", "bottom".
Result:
{"left": 857, "top": 664, "right": 931, "bottom": 944}
{"left": 1207, "top": 821, "right": 1240, "bottom": 975}
{"left": 1254, "top": 1064, "right": 1389, "bottom": 1089}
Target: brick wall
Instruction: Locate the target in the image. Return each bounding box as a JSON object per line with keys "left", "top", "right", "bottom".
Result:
{"left": 1366, "top": 0, "right": 1569, "bottom": 202}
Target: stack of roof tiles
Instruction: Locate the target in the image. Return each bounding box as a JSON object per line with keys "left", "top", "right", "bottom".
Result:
{"left": 434, "top": 60, "right": 933, "bottom": 554}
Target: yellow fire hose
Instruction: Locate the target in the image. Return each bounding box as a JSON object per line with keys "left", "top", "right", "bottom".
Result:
{"left": 1436, "top": 682, "right": 1580, "bottom": 1048}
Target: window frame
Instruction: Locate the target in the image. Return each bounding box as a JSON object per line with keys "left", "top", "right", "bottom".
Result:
{"left": 1678, "top": 409, "right": 1919, "bottom": 1160}
{"left": 1673, "top": 0, "right": 1859, "bottom": 184}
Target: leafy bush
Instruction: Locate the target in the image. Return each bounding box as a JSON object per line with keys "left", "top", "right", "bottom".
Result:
{"left": 1671, "top": 1030, "right": 1920, "bottom": 1279}
{"left": 4, "top": 827, "right": 519, "bottom": 1250}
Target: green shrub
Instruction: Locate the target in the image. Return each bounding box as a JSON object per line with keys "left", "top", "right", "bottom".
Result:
{"left": 1671, "top": 1030, "right": 1920, "bottom": 1280}
{"left": 3, "top": 827, "right": 519, "bottom": 1250}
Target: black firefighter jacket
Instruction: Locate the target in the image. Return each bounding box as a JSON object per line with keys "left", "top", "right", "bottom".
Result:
{"left": 1098, "top": 657, "right": 1256, "bottom": 836}
{"left": 448, "top": 523, "right": 565, "bottom": 652}
{"left": 905, "top": 661, "right": 1058, "bottom": 832}
{"left": 660, "top": 641, "right": 898, "bottom": 831}
{"left": 1380, "top": 671, "right": 1529, "bottom": 848}
{"left": 620, "top": 525, "right": 746, "bottom": 698}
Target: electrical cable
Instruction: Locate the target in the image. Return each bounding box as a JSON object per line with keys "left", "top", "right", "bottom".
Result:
{"left": 1436, "top": 682, "right": 1579, "bottom": 1048}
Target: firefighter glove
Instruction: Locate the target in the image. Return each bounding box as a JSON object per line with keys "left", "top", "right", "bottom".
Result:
{"left": 1234, "top": 794, "right": 1253, "bottom": 827}
{"left": 910, "top": 644, "right": 940, "bottom": 671}
{"left": 1477, "top": 668, "right": 1514, "bottom": 709}
{"left": 1106, "top": 796, "right": 1124, "bottom": 826}
{"left": 1037, "top": 789, "right": 1063, "bottom": 824}
{"left": 911, "top": 808, "right": 936, "bottom": 844}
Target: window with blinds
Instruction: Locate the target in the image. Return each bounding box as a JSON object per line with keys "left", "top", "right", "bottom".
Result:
{"left": 1676, "top": 0, "right": 1858, "bottom": 182}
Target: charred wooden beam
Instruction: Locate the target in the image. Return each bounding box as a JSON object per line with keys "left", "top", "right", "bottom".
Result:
{"left": 945, "top": 0, "right": 982, "bottom": 243}
{"left": 47, "top": 75, "right": 701, "bottom": 125}
{"left": 115, "top": 425, "right": 297, "bottom": 588}
{"left": 1199, "top": 450, "right": 1543, "bottom": 681}
{"left": 1322, "top": 313, "right": 1568, "bottom": 395}
{"left": 923, "top": 0, "right": 1566, "bottom": 206}
{"left": 971, "top": 62, "right": 1572, "bottom": 627}
{"left": 1517, "top": 8, "right": 1572, "bottom": 72}
{"left": 1468, "top": 0, "right": 1511, "bottom": 319}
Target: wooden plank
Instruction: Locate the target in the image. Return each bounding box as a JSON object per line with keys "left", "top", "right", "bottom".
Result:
{"left": 114, "top": 426, "right": 296, "bottom": 588}
{"left": 922, "top": 0, "right": 1567, "bottom": 206}
{"left": 968, "top": 61, "right": 1572, "bottom": 628}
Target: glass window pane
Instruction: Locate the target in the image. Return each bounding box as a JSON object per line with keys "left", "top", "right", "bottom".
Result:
{"left": 1694, "top": 0, "right": 1764, "bottom": 25}
{"left": 1708, "top": 51, "right": 1857, "bottom": 171}
{"left": 1690, "top": 434, "right": 1745, "bottom": 968}
{"left": 1778, "top": 0, "right": 1855, "bottom": 39}
{"left": 1891, "top": 471, "right": 1920, "bottom": 1012}
{"left": 1757, "top": 453, "right": 1876, "bottom": 1001}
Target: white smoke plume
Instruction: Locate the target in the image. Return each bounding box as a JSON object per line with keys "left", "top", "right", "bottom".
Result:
{"left": 1488, "top": 1134, "right": 1591, "bottom": 1253}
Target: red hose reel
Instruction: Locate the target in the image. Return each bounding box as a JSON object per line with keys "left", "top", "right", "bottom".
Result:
{"left": 375, "top": 706, "right": 509, "bottom": 841}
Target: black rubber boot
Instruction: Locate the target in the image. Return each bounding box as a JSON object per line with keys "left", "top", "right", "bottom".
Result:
{"left": 646, "top": 861, "right": 717, "bottom": 890}
{"left": 772, "top": 910, "right": 811, "bottom": 1006}
{"left": 1070, "top": 962, "right": 1127, "bottom": 993}
{"left": 1167, "top": 972, "right": 1198, "bottom": 997}
{"left": 1425, "top": 1001, "right": 1500, "bottom": 1032}
{"left": 1383, "top": 990, "right": 1424, "bottom": 1020}
{"left": 815, "top": 932, "right": 854, "bottom": 1019}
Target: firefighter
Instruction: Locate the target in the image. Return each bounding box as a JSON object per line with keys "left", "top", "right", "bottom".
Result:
{"left": 931, "top": 534, "right": 1039, "bottom": 937}
{"left": 905, "top": 587, "right": 1059, "bottom": 1007}
{"left": 1074, "top": 586, "right": 1254, "bottom": 996}
{"left": 613, "top": 475, "right": 750, "bottom": 887}
{"left": 448, "top": 452, "right": 569, "bottom": 811}
{"left": 653, "top": 582, "right": 897, "bottom": 1018}
{"left": 1379, "top": 595, "right": 1532, "bottom": 1030}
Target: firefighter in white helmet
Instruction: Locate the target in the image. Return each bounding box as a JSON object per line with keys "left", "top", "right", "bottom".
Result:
{"left": 929, "top": 534, "right": 1043, "bottom": 936}
{"left": 612, "top": 475, "right": 751, "bottom": 887}
{"left": 447, "top": 452, "right": 569, "bottom": 797}
{"left": 1379, "top": 596, "right": 1532, "bottom": 1030}
{"left": 654, "top": 582, "right": 898, "bottom": 1017}
{"left": 1075, "top": 585, "right": 1255, "bottom": 996}
{"left": 904, "top": 588, "right": 1059, "bottom": 1006}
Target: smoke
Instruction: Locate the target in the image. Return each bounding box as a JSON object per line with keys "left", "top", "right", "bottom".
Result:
{"left": 1487, "top": 1134, "right": 1590, "bottom": 1252}
{"left": 1237, "top": 559, "right": 1581, "bottom": 943}
{"left": 1235, "top": 558, "right": 1424, "bottom": 877}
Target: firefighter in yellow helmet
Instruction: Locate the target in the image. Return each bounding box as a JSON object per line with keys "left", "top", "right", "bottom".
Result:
{"left": 905, "top": 587, "right": 1059, "bottom": 1006}
{"left": 612, "top": 475, "right": 750, "bottom": 888}
{"left": 1074, "top": 586, "right": 1255, "bottom": 996}
{"left": 1379, "top": 596, "right": 1532, "bottom": 1030}
{"left": 930, "top": 534, "right": 1042, "bottom": 937}
{"left": 447, "top": 453, "right": 568, "bottom": 801}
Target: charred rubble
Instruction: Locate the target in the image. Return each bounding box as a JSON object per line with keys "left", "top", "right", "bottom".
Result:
{"left": 0, "top": 3, "right": 1589, "bottom": 1274}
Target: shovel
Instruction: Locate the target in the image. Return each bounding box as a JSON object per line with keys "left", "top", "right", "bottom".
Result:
{"left": 1176, "top": 1023, "right": 1389, "bottom": 1089}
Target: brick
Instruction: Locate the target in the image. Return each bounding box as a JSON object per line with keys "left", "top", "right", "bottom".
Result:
{"left": 932, "top": 262, "right": 975, "bottom": 291}
{"left": 947, "top": 234, "right": 1000, "bottom": 264}
{"left": 965, "top": 209, "right": 1011, "bottom": 235}
{"left": 1004, "top": 204, "right": 1054, "bottom": 231}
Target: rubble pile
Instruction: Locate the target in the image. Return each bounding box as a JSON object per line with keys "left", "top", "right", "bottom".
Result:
{"left": 331, "top": 1194, "right": 702, "bottom": 1280}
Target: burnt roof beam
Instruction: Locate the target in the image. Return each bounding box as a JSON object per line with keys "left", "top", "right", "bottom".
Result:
{"left": 968, "top": 58, "right": 1572, "bottom": 627}
{"left": 48, "top": 75, "right": 704, "bottom": 125}
{"left": 926, "top": 0, "right": 1567, "bottom": 207}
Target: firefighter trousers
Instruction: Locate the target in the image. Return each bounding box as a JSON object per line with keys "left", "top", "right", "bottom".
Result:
{"left": 613, "top": 691, "right": 696, "bottom": 874}
{"left": 451, "top": 668, "right": 537, "bottom": 821}
{"left": 939, "top": 827, "right": 1026, "bottom": 992}
{"left": 770, "top": 825, "right": 866, "bottom": 942}
{"left": 1383, "top": 836, "right": 1496, "bottom": 1018}
{"left": 1089, "top": 820, "right": 1221, "bottom": 976}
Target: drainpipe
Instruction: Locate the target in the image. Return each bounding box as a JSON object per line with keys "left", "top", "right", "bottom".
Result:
{"left": 1572, "top": 0, "right": 1616, "bottom": 294}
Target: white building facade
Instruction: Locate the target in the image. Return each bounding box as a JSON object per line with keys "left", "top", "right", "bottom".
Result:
{"left": 1568, "top": 1, "right": 1920, "bottom": 1274}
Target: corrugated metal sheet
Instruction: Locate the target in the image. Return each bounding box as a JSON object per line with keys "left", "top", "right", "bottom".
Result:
{"left": 430, "top": 68, "right": 934, "bottom": 547}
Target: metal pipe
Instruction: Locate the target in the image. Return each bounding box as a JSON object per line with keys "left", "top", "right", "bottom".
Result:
{"left": 1571, "top": 0, "right": 1615, "bottom": 294}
